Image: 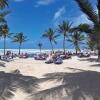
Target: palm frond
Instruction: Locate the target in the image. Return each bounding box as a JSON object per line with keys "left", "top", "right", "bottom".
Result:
{"left": 58, "top": 21, "right": 72, "bottom": 35}
{"left": 0, "top": 24, "right": 9, "bottom": 37}
{"left": 97, "top": 0, "right": 100, "bottom": 21}
{"left": 42, "top": 28, "right": 58, "bottom": 43}
{"left": 12, "top": 32, "right": 28, "bottom": 44}
{"left": 53, "top": 34, "right": 60, "bottom": 38}
{"left": 37, "top": 42, "right": 42, "bottom": 48}
{"left": 76, "top": 24, "right": 92, "bottom": 33}
{"left": 0, "top": 11, "right": 10, "bottom": 23}
{"left": 0, "top": 0, "right": 8, "bottom": 9}
{"left": 86, "top": 38, "right": 97, "bottom": 50}
{"left": 75, "top": 0, "right": 99, "bottom": 24}
{"left": 67, "top": 31, "right": 85, "bottom": 51}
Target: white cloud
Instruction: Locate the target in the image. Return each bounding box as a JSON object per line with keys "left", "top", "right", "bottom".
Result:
{"left": 53, "top": 6, "right": 66, "bottom": 27}
{"left": 73, "top": 14, "right": 93, "bottom": 26}
{"left": 35, "top": 0, "right": 56, "bottom": 7}
{"left": 37, "top": 0, "right": 54, "bottom": 5}
{"left": 14, "top": 0, "right": 24, "bottom": 2}
{"left": 54, "top": 6, "right": 66, "bottom": 20}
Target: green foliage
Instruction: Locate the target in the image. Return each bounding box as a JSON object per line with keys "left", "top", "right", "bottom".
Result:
{"left": 0, "top": 0, "right": 8, "bottom": 9}
{"left": 43, "top": 28, "right": 59, "bottom": 43}
{"left": 0, "top": 24, "right": 9, "bottom": 38}
{"left": 0, "top": 11, "right": 10, "bottom": 24}
{"left": 86, "top": 40, "right": 96, "bottom": 51}
{"left": 12, "top": 32, "right": 28, "bottom": 45}
{"left": 12, "top": 32, "right": 28, "bottom": 54}
{"left": 38, "top": 42, "right": 42, "bottom": 48}
{"left": 42, "top": 28, "right": 59, "bottom": 52}
{"left": 75, "top": 0, "right": 100, "bottom": 59}
{"left": 58, "top": 21, "right": 72, "bottom": 36}
{"left": 58, "top": 21, "right": 72, "bottom": 53}
{"left": 75, "top": 0, "right": 98, "bottom": 24}
{"left": 68, "top": 31, "right": 85, "bottom": 53}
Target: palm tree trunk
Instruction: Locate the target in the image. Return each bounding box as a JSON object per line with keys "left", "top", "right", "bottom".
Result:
{"left": 40, "top": 47, "right": 41, "bottom": 54}
{"left": 75, "top": 44, "right": 80, "bottom": 55}
{"left": 63, "top": 36, "right": 66, "bottom": 54}
{"left": 50, "top": 40, "right": 54, "bottom": 53}
{"left": 97, "top": 41, "right": 100, "bottom": 61}
{"left": 75, "top": 48, "right": 78, "bottom": 55}
{"left": 19, "top": 43, "right": 21, "bottom": 55}
{"left": 4, "top": 37, "right": 6, "bottom": 56}
{"left": 98, "top": 49, "right": 100, "bottom": 61}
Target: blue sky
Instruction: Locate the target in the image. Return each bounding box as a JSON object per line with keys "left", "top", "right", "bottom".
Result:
{"left": 0, "top": 0, "right": 97, "bottom": 49}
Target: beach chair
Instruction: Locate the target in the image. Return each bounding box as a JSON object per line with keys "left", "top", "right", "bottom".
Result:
{"left": 45, "top": 57, "right": 53, "bottom": 64}
{"left": 34, "top": 55, "right": 46, "bottom": 60}
{"left": 45, "top": 59, "right": 53, "bottom": 64}
{"left": 54, "top": 57, "right": 63, "bottom": 64}
{"left": 60, "top": 55, "right": 71, "bottom": 60}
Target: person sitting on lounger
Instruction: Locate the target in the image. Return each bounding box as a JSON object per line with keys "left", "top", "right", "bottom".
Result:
{"left": 45, "top": 52, "right": 53, "bottom": 64}
{"left": 53, "top": 55, "right": 63, "bottom": 64}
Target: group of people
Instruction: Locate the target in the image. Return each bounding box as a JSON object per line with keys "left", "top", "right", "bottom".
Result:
{"left": 19, "top": 53, "right": 28, "bottom": 58}
{"left": 45, "top": 52, "right": 63, "bottom": 64}
{"left": 0, "top": 51, "right": 29, "bottom": 61}
{"left": 0, "top": 50, "right": 92, "bottom": 63}
{"left": 6, "top": 51, "right": 14, "bottom": 59}
{"left": 33, "top": 50, "right": 94, "bottom": 64}
{"left": 0, "top": 51, "right": 14, "bottom": 61}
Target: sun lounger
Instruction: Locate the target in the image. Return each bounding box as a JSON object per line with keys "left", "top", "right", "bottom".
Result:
{"left": 78, "top": 53, "right": 90, "bottom": 58}
{"left": 45, "top": 59, "right": 53, "bottom": 64}
{"left": 0, "top": 56, "right": 10, "bottom": 62}
{"left": 34, "top": 55, "right": 46, "bottom": 60}
{"left": 54, "top": 57, "right": 63, "bottom": 64}
{"left": 19, "top": 54, "right": 28, "bottom": 58}
{"left": 60, "top": 55, "right": 71, "bottom": 60}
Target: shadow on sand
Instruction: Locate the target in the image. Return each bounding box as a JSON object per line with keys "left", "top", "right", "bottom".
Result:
{"left": 91, "top": 64, "right": 100, "bottom": 67}
{"left": 30, "top": 71, "right": 100, "bottom": 100}
{"left": 0, "top": 70, "right": 39, "bottom": 100}
{"left": 0, "top": 62, "right": 6, "bottom": 67}
{"left": 65, "top": 67, "right": 87, "bottom": 72}
{"left": 79, "top": 58, "right": 99, "bottom": 62}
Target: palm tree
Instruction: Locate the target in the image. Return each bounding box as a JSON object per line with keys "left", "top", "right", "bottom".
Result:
{"left": 0, "top": 0, "right": 8, "bottom": 9}
{"left": 86, "top": 39, "right": 96, "bottom": 51}
{"left": 42, "top": 28, "right": 59, "bottom": 53}
{"left": 74, "top": 0, "right": 100, "bottom": 60}
{"left": 58, "top": 21, "right": 72, "bottom": 54}
{"left": 0, "top": 11, "right": 10, "bottom": 24}
{"left": 37, "top": 42, "right": 42, "bottom": 53}
{"left": 68, "top": 31, "right": 85, "bottom": 55}
{"left": 0, "top": 24, "right": 9, "bottom": 56}
{"left": 12, "top": 32, "right": 27, "bottom": 55}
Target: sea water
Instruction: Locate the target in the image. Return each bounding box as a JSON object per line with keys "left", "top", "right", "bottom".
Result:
{"left": 0, "top": 49, "right": 95, "bottom": 55}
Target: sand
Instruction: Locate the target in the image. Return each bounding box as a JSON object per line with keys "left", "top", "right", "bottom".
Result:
{"left": 0, "top": 56, "right": 100, "bottom": 100}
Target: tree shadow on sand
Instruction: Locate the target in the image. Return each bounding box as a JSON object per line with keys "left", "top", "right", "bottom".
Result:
{"left": 0, "top": 70, "right": 39, "bottom": 100}
{"left": 0, "top": 62, "right": 6, "bottom": 67}
{"left": 78, "top": 58, "right": 99, "bottom": 62}
{"left": 91, "top": 64, "right": 100, "bottom": 67}
{"left": 30, "top": 71, "right": 100, "bottom": 100}
{"left": 65, "top": 67, "right": 87, "bottom": 72}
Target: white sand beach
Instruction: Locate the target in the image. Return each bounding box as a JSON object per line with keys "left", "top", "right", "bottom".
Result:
{"left": 0, "top": 56, "right": 100, "bottom": 100}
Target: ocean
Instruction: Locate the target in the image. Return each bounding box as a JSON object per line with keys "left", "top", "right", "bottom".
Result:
{"left": 0, "top": 49, "right": 95, "bottom": 55}
{"left": 0, "top": 49, "right": 77, "bottom": 55}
